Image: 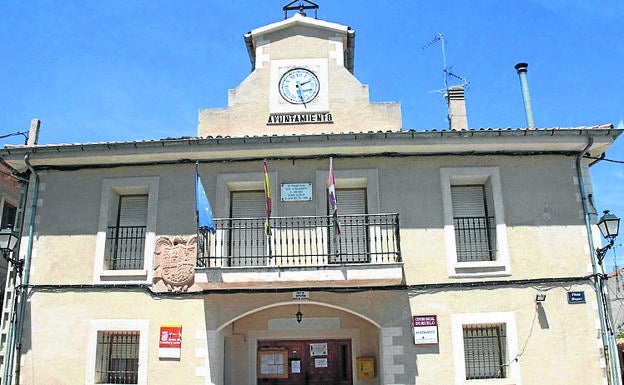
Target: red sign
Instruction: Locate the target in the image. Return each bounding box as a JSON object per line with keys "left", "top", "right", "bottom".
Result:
{"left": 159, "top": 324, "right": 182, "bottom": 348}
{"left": 159, "top": 324, "right": 182, "bottom": 358}
{"left": 412, "top": 315, "right": 437, "bottom": 327}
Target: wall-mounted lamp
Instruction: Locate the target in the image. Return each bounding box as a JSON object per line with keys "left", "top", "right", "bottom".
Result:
{"left": 535, "top": 293, "right": 547, "bottom": 302}
{"left": 596, "top": 210, "right": 620, "bottom": 264}
{"left": 295, "top": 304, "right": 303, "bottom": 323}
{"left": 0, "top": 228, "right": 22, "bottom": 274}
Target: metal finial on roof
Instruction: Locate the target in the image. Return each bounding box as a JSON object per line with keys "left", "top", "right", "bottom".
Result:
{"left": 283, "top": 0, "right": 319, "bottom": 19}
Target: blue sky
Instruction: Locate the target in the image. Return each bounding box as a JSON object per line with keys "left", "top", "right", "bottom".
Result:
{"left": 1, "top": 0, "right": 623, "bottom": 268}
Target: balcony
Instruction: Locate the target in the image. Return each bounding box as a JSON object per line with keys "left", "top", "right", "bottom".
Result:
{"left": 453, "top": 216, "right": 496, "bottom": 262}
{"left": 194, "top": 213, "right": 403, "bottom": 289}
{"left": 105, "top": 226, "right": 146, "bottom": 270}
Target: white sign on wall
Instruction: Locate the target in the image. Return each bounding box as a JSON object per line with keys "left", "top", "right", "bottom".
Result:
{"left": 281, "top": 183, "right": 313, "bottom": 201}
{"left": 412, "top": 315, "right": 439, "bottom": 345}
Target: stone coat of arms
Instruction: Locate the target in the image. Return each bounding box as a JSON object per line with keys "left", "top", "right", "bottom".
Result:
{"left": 153, "top": 236, "right": 199, "bottom": 292}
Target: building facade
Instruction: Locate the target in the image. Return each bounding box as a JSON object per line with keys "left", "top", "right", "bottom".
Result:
{"left": 0, "top": 8, "right": 621, "bottom": 385}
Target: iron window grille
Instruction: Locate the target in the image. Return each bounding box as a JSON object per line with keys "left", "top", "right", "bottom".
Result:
{"left": 463, "top": 324, "right": 507, "bottom": 379}
{"left": 95, "top": 331, "right": 139, "bottom": 384}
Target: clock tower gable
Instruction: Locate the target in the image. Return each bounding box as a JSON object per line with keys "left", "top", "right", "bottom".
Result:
{"left": 198, "top": 11, "right": 401, "bottom": 138}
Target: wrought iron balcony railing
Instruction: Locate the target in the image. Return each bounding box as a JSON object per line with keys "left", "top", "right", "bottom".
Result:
{"left": 196, "top": 213, "right": 401, "bottom": 268}
{"left": 105, "top": 226, "right": 146, "bottom": 270}
{"left": 453, "top": 216, "right": 496, "bottom": 262}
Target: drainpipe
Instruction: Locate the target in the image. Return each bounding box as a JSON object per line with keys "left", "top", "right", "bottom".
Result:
{"left": 576, "top": 135, "right": 622, "bottom": 385}
{"left": 514, "top": 63, "right": 535, "bottom": 129}
{"left": 5, "top": 155, "right": 38, "bottom": 385}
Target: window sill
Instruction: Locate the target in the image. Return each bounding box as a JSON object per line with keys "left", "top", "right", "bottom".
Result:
{"left": 450, "top": 261, "right": 510, "bottom": 278}
{"left": 99, "top": 269, "right": 148, "bottom": 280}
{"left": 461, "top": 378, "right": 517, "bottom": 385}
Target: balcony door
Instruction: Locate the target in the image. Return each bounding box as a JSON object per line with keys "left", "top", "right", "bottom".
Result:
{"left": 451, "top": 185, "right": 495, "bottom": 262}
{"left": 329, "top": 188, "right": 369, "bottom": 263}
{"left": 106, "top": 194, "right": 147, "bottom": 270}
{"left": 230, "top": 190, "right": 268, "bottom": 266}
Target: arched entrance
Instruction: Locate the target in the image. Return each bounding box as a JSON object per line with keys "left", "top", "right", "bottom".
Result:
{"left": 218, "top": 301, "right": 381, "bottom": 385}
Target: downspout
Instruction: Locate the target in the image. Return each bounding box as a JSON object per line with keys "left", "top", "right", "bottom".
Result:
{"left": 577, "top": 135, "right": 622, "bottom": 385}
{"left": 9, "top": 155, "right": 38, "bottom": 385}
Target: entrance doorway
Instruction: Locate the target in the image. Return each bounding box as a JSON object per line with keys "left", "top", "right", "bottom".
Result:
{"left": 257, "top": 339, "right": 352, "bottom": 385}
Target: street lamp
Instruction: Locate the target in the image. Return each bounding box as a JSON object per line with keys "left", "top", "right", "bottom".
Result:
{"left": 596, "top": 210, "right": 620, "bottom": 264}
{"left": 295, "top": 304, "right": 303, "bottom": 323}
{"left": 0, "top": 228, "right": 22, "bottom": 274}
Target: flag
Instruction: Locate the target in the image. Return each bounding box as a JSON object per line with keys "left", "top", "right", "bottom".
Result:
{"left": 328, "top": 157, "right": 341, "bottom": 235}
{"left": 195, "top": 163, "right": 216, "bottom": 234}
{"left": 263, "top": 160, "right": 272, "bottom": 235}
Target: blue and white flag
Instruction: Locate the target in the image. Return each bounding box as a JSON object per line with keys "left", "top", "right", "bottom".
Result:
{"left": 196, "top": 163, "right": 216, "bottom": 234}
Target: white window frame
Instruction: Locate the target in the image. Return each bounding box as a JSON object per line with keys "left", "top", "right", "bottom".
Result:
{"left": 94, "top": 177, "right": 159, "bottom": 283}
{"left": 441, "top": 167, "right": 510, "bottom": 277}
{"left": 85, "top": 319, "right": 149, "bottom": 385}
{"left": 451, "top": 312, "right": 520, "bottom": 385}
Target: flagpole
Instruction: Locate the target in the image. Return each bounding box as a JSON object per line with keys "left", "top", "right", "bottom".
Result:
{"left": 328, "top": 157, "right": 340, "bottom": 259}
{"left": 263, "top": 160, "right": 272, "bottom": 258}
{"left": 195, "top": 162, "right": 200, "bottom": 258}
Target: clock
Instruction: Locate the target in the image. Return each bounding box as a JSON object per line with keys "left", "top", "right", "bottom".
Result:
{"left": 278, "top": 68, "right": 320, "bottom": 105}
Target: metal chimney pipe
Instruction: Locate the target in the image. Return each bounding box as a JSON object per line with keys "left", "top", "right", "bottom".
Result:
{"left": 514, "top": 62, "right": 535, "bottom": 129}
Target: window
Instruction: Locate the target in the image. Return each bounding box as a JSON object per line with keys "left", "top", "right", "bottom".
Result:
{"left": 451, "top": 185, "right": 495, "bottom": 262}
{"left": 105, "top": 195, "right": 147, "bottom": 270}
{"left": 94, "top": 177, "right": 159, "bottom": 283}
{"left": 463, "top": 324, "right": 506, "bottom": 379}
{"left": 1, "top": 201, "right": 16, "bottom": 229}
{"left": 95, "top": 331, "right": 139, "bottom": 384}
{"left": 451, "top": 312, "right": 519, "bottom": 385}
{"left": 86, "top": 320, "right": 148, "bottom": 385}
{"left": 229, "top": 190, "right": 268, "bottom": 266}
{"left": 441, "top": 167, "right": 510, "bottom": 277}
{"left": 328, "top": 188, "right": 369, "bottom": 263}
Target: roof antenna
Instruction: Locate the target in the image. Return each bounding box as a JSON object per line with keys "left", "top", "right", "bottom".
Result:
{"left": 283, "top": 0, "right": 319, "bottom": 19}
{"left": 422, "top": 33, "right": 469, "bottom": 95}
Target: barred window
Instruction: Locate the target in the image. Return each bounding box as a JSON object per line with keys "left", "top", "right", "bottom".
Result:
{"left": 463, "top": 324, "right": 507, "bottom": 379}
{"left": 96, "top": 331, "right": 140, "bottom": 384}
{"left": 451, "top": 185, "right": 496, "bottom": 262}
{"left": 105, "top": 195, "right": 147, "bottom": 270}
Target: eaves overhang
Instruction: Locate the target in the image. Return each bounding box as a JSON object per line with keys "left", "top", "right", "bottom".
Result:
{"left": 0, "top": 126, "right": 619, "bottom": 173}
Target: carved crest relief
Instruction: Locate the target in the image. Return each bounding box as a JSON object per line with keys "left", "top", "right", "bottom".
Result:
{"left": 153, "top": 236, "right": 198, "bottom": 292}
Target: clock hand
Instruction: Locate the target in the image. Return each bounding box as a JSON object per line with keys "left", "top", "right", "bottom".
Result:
{"left": 296, "top": 83, "right": 307, "bottom": 108}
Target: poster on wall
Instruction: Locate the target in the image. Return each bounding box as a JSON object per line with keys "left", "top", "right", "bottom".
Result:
{"left": 412, "top": 315, "right": 439, "bottom": 345}
{"left": 309, "top": 342, "right": 328, "bottom": 356}
{"left": 159, "top": 324, "right": 182, "bottom": 359}
{"left": 315, "top": 358, "right": 328, "bottom": 368}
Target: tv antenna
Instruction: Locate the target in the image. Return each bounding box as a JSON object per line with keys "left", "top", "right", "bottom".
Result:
{"left": 422, "top": 33, "right": 469, "bottom": 94}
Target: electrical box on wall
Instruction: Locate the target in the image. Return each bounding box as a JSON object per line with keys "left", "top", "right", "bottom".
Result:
{"left": 356, "top": 357, "right": 375, "bottom": 379}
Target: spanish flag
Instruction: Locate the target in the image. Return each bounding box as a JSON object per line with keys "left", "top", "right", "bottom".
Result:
{"left": 263, "top": 160, "right": 272, "bottom": 235}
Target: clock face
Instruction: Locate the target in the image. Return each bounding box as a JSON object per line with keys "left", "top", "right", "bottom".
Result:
{"left": 278, "top": 68, "right": 320, "bottom": 105}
